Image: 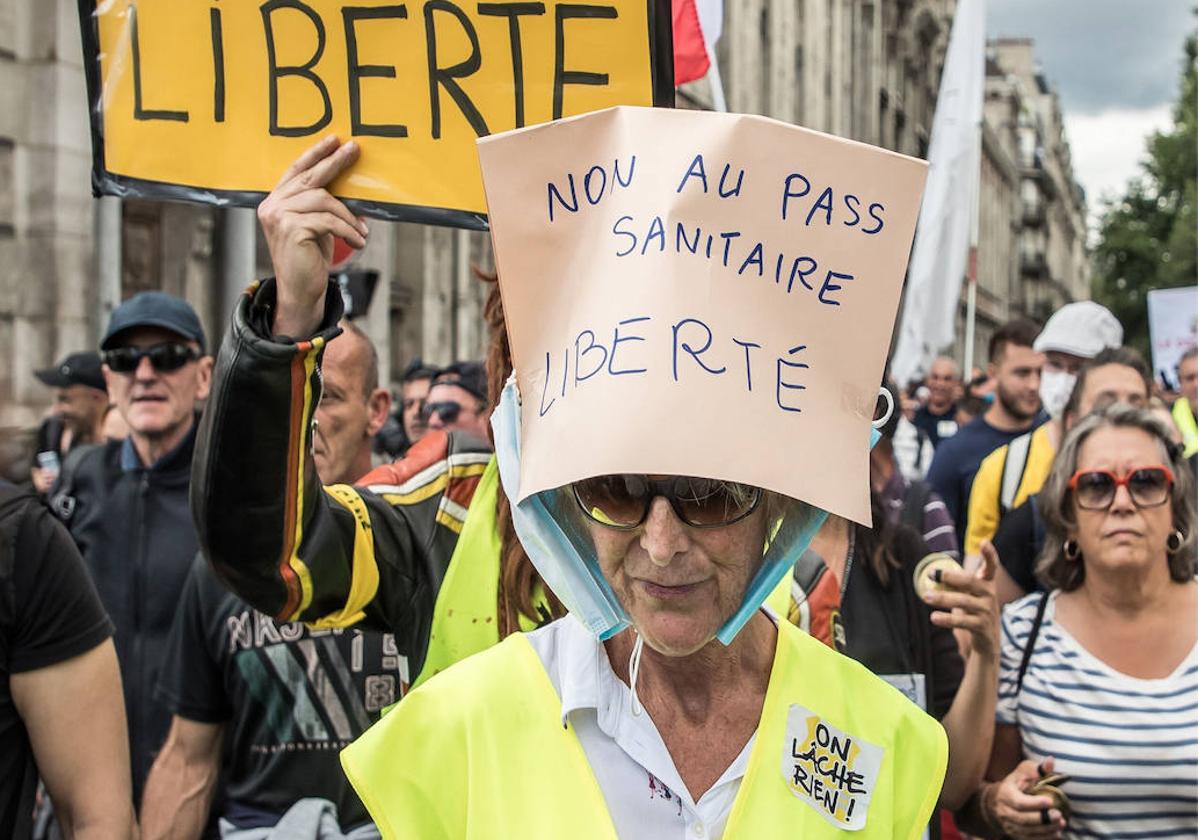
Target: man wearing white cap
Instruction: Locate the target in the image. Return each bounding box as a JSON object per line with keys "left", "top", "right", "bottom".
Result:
{"left": 961, "top": 301, "right": 1122, "bottom": 558}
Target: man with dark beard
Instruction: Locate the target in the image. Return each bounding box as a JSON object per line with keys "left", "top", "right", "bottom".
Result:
{"left": 926, "top": 319, "right": 1044, "bottom": 540}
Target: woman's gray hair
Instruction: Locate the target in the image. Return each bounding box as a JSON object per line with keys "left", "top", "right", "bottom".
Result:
{"left": 1036, "top": 404, "right": 1196, "bottom": 591}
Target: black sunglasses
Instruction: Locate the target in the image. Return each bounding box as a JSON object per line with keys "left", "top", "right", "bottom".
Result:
{"left": 103, "top": 342, "right": 200, "bottom": 374}
{"left": 572, "top": 474, "right": 762, "bottom": 530}
{"left": 419, "top": 401, "right": 464, "bottom": 424}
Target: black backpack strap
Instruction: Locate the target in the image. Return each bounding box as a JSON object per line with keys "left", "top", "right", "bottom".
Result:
{"left": 1015, "top": 591, "right": 1050, "bottom": 693}
{"left": 47, "top": 443, "right": 98, "bottom": 523}
{"left": 1029, "top": 494, "right": 1048, "bottom": 563}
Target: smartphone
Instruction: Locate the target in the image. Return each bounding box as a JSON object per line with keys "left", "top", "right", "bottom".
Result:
{"left": 35, "top": 450, "right": 61, "bottom": 480}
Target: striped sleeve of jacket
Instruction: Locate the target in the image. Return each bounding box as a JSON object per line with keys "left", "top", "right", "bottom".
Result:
{"left": 193, "top": 279, "right": 490, "bottom": 678}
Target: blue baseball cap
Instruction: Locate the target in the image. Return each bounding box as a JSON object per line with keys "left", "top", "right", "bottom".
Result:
{"left": 101, "top": 292, "right": 207, "bottom": 353}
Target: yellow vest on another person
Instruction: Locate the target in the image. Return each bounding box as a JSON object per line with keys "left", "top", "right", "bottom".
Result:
{"left": 963, "top": 423, "right": 1055, "bottom": 556}
{"left": 342, "top": 618, "right": 948, "bottom": 839}
{"left": 412, "top": 457, "right": 546, "bottom": 689}
{"left": 1174, "top": 397, "right": 1198, "bottom": 458}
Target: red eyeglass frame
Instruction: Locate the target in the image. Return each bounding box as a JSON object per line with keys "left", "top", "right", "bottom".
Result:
{"left": 1066, "top": 464, "right": 1175, "bottom": 509}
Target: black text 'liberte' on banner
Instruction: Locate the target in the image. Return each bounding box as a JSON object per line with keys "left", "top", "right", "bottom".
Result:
{"left": 79, "top": 0, "right": 674, "bottom": 229}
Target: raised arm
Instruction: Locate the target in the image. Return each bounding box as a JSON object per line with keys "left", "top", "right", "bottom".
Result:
{"left": 920, "top": 541, "right": 1001, "bottom": 810}
{"left": 192, "top": 138, "right": 443, "bottom": 664}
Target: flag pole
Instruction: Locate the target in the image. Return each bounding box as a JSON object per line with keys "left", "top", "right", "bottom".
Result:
{"left": 707, "top": 47, "right": 728, "bottom": 112}
{"left": 962, "top": 116, "right": 983, "bottom": 376}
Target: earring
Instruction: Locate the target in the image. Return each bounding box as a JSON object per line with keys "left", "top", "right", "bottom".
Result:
{"left": 1167, "top": 531, "right": 1185, "bottom": 554}
{"left": 1064, "top": 539, "right": 1081, "bottom": 561}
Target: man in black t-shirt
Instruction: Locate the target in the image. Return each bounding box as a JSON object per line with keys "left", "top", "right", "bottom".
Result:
{"left": 149, "top": 556, "right": 402, "bottom": 834}
{"left": 0, "top": 482, "right": 134, "bottom": 839}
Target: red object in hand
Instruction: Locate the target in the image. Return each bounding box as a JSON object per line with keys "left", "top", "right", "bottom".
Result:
{"left": 330, "top": 236, "right": 359, "bottom": 272}
{"left": 672, "top": 0, "right": 710, "bottom": 86}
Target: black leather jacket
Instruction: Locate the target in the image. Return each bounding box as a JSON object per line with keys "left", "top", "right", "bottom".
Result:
{"left": 54, "top": 427, "right": 198, "bottom": 803}
{"left": 192, "top": 279, "right": 490, "bottom": 682}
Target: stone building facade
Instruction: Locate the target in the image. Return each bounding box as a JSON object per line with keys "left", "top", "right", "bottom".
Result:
{"left": 1, "top": 0, "right": 98, "bottom": 431}
{"left": 703, "top": 0, "right": 953, "bottom": 159}
{"left": 951, "top": 37, "right": 1090, "bottom": 368}
{"left": 990, "top": 39, "right": 1089, "bottom": 320}
{"left": 0, "top": 0, "right": 1091, "bottom": 450}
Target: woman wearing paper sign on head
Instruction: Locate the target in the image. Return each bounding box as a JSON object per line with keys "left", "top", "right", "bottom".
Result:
{"left": 192, "top": 113, "right": 946, "bottom": 838}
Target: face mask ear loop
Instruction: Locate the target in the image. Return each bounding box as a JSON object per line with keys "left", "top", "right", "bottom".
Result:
{"left": 873, "top": 386, "right": 894, "bottom": 430}
{"left": 629, "top": 633, "right": 645, "bottom": 717}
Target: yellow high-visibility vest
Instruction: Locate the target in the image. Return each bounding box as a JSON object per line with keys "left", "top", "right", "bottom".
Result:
{"left": 412, "top": 457, "right": 545, "bottom": 689}
{"left": 343, "top": 617, "right": 947, "bottom": 839}
{"left": 1174, "top": 397, "right": 1198, "bottom": 458}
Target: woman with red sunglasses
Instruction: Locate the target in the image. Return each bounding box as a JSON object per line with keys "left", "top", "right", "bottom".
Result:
{"left": 962, "top": 404, "right": 1197, "bottom": 839}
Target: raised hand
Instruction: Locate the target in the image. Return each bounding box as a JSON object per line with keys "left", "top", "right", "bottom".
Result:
{"left": 256, "top": 136, "right": 368, "bottom": 337}
{"left": 922, "top": 540, "right": 1000, "bottom": 660}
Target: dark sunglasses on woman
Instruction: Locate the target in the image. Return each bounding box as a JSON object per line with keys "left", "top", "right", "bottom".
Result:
{"left": 103, "top": 342, "right": 201, "bottom": 374}
{"left": 1067, "top": 465, "right": 1174, "bottom": 511}
{"left": 572, "top": 474, "right": 762, "bottom": 529}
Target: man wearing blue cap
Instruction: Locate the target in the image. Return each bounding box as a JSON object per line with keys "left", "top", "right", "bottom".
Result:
{"left": 50, "top": 290, "right": 212, "bottom": 808}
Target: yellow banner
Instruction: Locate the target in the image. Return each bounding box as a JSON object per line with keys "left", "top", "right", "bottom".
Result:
{"left": 82, "top": 0, "right": 666, "bottom": 223}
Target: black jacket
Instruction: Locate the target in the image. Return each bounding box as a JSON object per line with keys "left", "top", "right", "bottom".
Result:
{"left": 53, "top": 428, "right": 199, "bottom": 803}
{"left": 192, "top": 279, "right": 491, "bottom": 684}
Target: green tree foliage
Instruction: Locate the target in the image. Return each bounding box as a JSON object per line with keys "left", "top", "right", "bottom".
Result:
{"left": 1092, "top": 25, "right": 1196, "bottom": 360}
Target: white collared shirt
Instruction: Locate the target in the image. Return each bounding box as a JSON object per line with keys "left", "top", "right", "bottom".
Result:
{"left": 524, "top": 615, "right": 756, "bottom": 840}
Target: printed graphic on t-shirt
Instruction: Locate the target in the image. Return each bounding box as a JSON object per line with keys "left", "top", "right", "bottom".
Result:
{"left": 782, "top": 705, "right": 883, "bottom": 831}
{"left": 225, "top": 608, "right": 408, "bottom": 754}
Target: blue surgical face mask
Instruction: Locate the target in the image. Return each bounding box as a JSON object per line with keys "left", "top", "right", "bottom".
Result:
{"left": 491, "top": 377, "right": 882, "bottom": 645}
{"left": 492, "top": 378, "right": 629, "bottom": 640}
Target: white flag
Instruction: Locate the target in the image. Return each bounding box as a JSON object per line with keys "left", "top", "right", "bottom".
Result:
{"left": 696, "top": 0, "right": 723, "bottom": 47}
{"left": 696, "top": 0, "right": 728, "bottom": 111}
{"left": 889, "top": 0, "right": 986, "bottom": 387}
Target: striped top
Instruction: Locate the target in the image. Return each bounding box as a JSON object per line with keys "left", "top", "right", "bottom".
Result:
{"left": 996, "top": 592, "right": 1198, "bottom": 839}
{"left": 879, "top": 470, "right": 960, "bottom": 560}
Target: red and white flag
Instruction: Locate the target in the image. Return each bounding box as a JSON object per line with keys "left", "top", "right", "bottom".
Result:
{"left": 672, "top": 0, "right": 724, "bottom": 89}
{"left": 672, "top": 0, "right": 709, "bottom": 85}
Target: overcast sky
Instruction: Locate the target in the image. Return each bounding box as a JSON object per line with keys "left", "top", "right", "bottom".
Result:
{"left": 986, "top": 0, "right": 1192, "bottom": 219}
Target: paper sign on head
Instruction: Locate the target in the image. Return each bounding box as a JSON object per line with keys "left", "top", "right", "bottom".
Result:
{"left": 478, "top": 107, "right": 928, "bottom": 525}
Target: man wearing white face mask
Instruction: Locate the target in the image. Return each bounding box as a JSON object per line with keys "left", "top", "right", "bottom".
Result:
{"left": 962, "top": 302, "right": 1122, "bottom": 558}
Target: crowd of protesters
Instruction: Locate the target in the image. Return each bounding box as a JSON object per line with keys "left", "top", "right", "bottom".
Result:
{"left": 1, "top": 141, "right": 1195, "bottom": 840}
